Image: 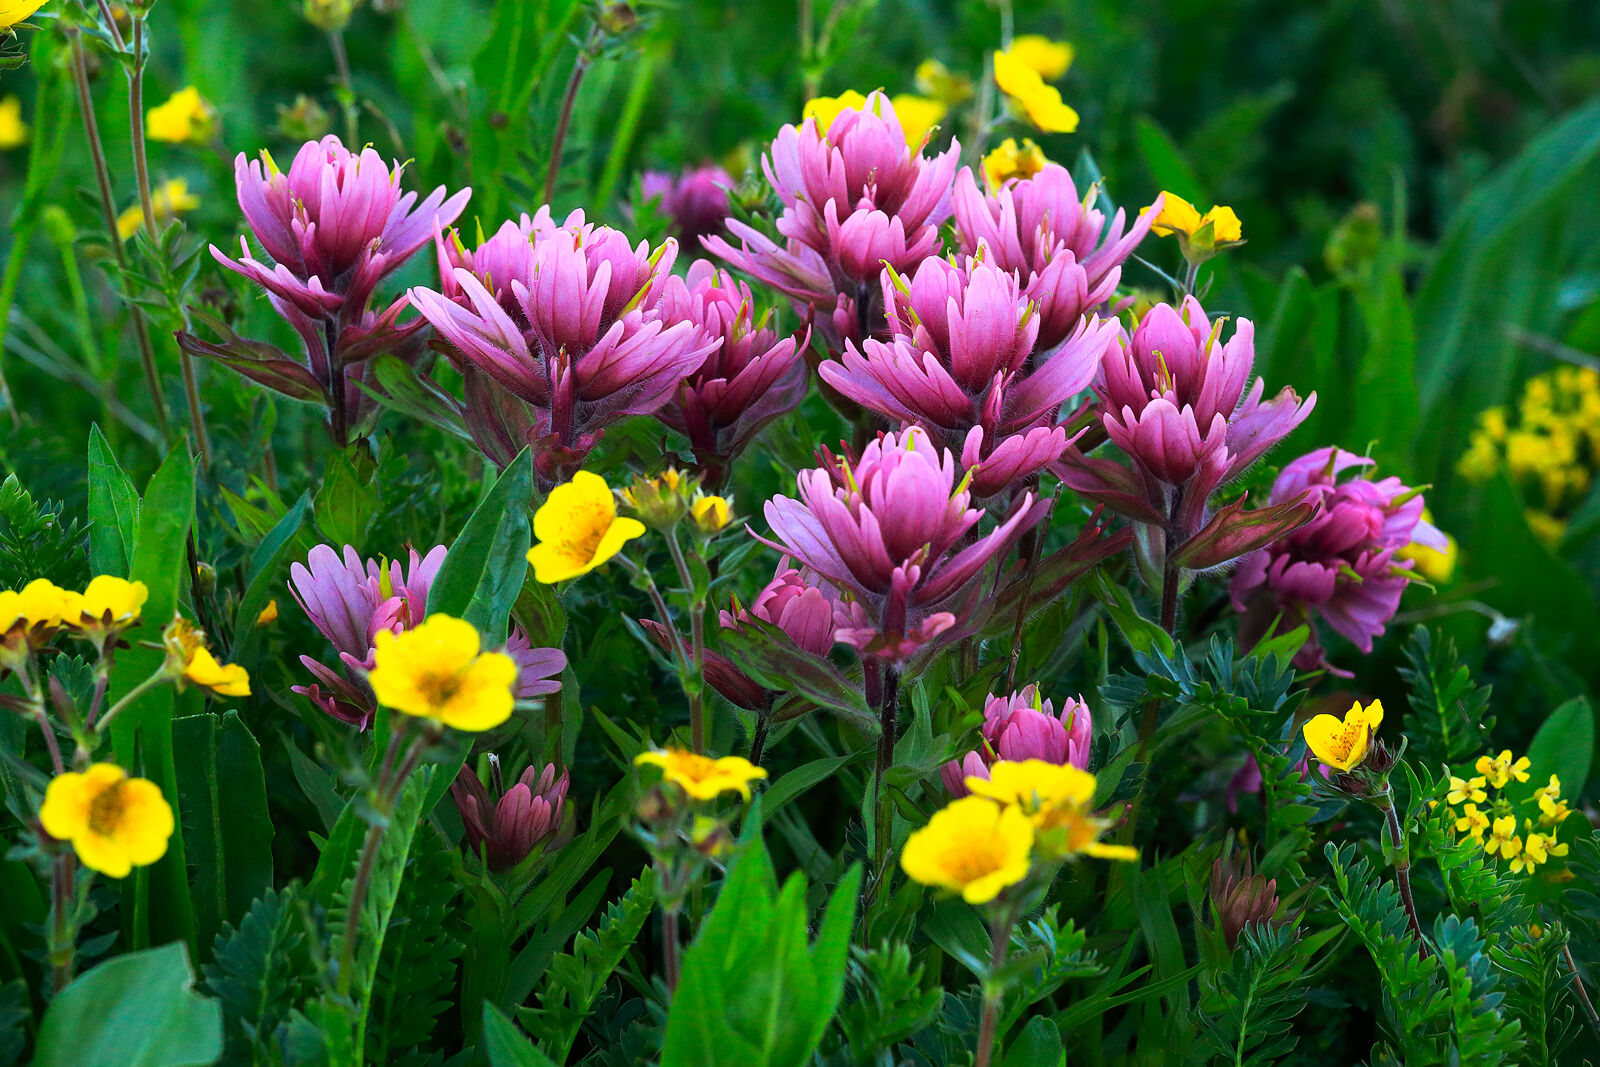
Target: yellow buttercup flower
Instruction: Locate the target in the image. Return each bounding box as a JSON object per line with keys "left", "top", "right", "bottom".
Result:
{"left": 901, "top": 795, "right": 1034, "bottom": 904}
{"left": 981, "top": 137, "right": 1049, "bottom": 192}
{"left": 634, "top": 747, "right": 767, "bottom": 801}
{"left": 1474, "top": 749, "right": 1530, "bottom": 790}
{"left": 993, "top": 51, "right": 1078, "bottom": 134}
{"left": 0, "top": 0, "right": 48, "bottom": 30}
{"left": 1143, "top": 192, "right": 1242, "bottom": 246}
{"left": 967, "top": 760, "right": 1139, "bottom": 862}
{"left": 1513, "top": 831, "right": 1568, "bottom": 875}
{"left": 1003, "top": 35, "right": 1075, "bottom": 80}
{"left": 368, "top": 614, "right": 518, "bottom": 731}
{"left": 528, "top": 471, "right": 646, "bottom": 583}
{"left": 690, "top": 493, "right": 733, "bottom": 534}
{"left": 39, "top": 763, "right": 174, "bottom": 878}
{"left": 1446, "top": 775, "right": 1487, "bottom": 805}
{"left": 116, "top": 177, "right": 200, "bottom": 241}
{"left": 255, "top": 599, "right": 279, "bottom": 625}
{"left": 1301, "top": 699, "right": 1383, "bottom": 771}
{"left": 145, "top": 86, "right": 216, "bottom": 146}
{"left": 162, "top": 617, "right": 251, "bottom": 697}
{"left": 890, "top": 93, "right": 946, "bottom": 147}
{"left": 803, "top": 90, "right": 871, "bottom": 133}
{"left": 0, "top": 95, "right": 28, "bottom": 150}
{"left": 1454, "top": 803, "right": 1490, "bottom": 842}
{"left": 62, "top": 575, "right": 147, "bottom": 652}
{"left": 0, "top": 578, "right": 78, "bottom": 669}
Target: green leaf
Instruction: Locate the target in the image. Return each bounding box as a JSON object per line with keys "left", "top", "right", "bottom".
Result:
{"left": 33, "top": 942, "right": 222, "bottom": 1067}
{"left": 761, "top": 752, "right": 863, "bottom": 814}
{"left": 108, "top": 446, "right": 198, "bottom": 953}
{"left": 231, "top": 491, "right": 312, "bottom": 663}
{"left": 313, "top": 452, "right": 378, "bottom": 549}
{"left": 426, "top": 447, "right": 533, "bottom": 642}
{"left": 86, "top": 424, "right": 139, "bottom": 577}
{"left": 482, "top": 1002, "right": 559, "bottom": 1067}
{"left": 1134, "top": 116, "right": 1203, "bottom": 202}
{"left": 1003, "top": 1015, "right": 1063, "bottom": 1067}
{"left": 172, "top": 711, "right": 275, "bottom": 963}
{"left": 1515, "top": 696, "right": 1593, "bottom": 807}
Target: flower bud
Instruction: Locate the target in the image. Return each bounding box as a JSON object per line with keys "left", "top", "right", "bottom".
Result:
{"left": 451, "top": 761, "right": 570, "bottom": 872}
{"left": 690, "top": 493, "right": 733, "bottom": 535}
{"left": 275, "top": 94, "right": 332, "bottom": 142}
{"left": 194, "top": 561, "right": 217, "bottom": 599}
{"left": 1210, "top": 846, "right": 1285, "bottom": 951}
{"left": 621, "top": 468, "right": 695, "bottom": 529}
{"left": 303, "top": 0, "right": 355, "bottom": 33}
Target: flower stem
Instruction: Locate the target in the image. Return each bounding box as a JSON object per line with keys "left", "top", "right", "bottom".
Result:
{"left": 34, "top": 704, "right": 65, "bottom": 777}
{"left": 94, "top": 669, "right": 170, "bottom": 737}
{"left": 544, "top": 26, "right": 603, "bottom": 205}
{"left": 975, "top": 899, "right": 1019, "bottom": 1067}
{"left": 661, "top": 906, "right": 681, "bottom": 995}
{"left": 67, "top": 29, "right": 170, "bottom": 440}
{"left": 328, "top": 29, "right": 359, "bottom": 145}
{"left": 664, "top": 529, "right": 709, "bottom": 754}
{"left": 48, "top": 851, "right": 77, "bottom": 993}
{"left": 1377, "top": 786, "right": 1430, "bottom": 959}
{"left": 1562, "top": 942, "right": 1600, "bottom": 1042}
{"left": 870, "top": 666, "right": 901, "bottom": 900}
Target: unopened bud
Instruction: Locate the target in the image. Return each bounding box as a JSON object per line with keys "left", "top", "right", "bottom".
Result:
{"left": 303, "top": 0, "right": 356, "bottom": 33}
{"left": 194, "top": 561, "right": 217, "bottom": 599}
{"left": 276, "top": 94, "right": 331, "bottom": 141}
{"left": 598, "top": 1, "right": 637, "bottom": 34}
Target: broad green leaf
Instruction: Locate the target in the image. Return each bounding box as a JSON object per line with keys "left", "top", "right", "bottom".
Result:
{"left": 86, "top": 424, "right": 139, "bottom": 577}
{"left": 32, "top": 942, "right": 222, "bottom": 1067}
{"left": 1003, "top": 1015, "right": 1064, "bottom": 1067}
{"left": 426, "top": 447, "right": 533, "bottom": 641}
{"left": 482, "top": 1002, "right": 558, "bottom": 1067}
{"left": 231, "top": 491, "right": 312, "bottom": 663}
{"left": 1513, "top": 696, "right": 1593, "bottom": 808}
{"left": 1133, "top": 116, "right": 1203, "bottom": 202}
{"left": 314, "top": 451, "right": 378, "bottom": 549}
{"left": 173, "top": 711, "right": 274, "bottom": 962}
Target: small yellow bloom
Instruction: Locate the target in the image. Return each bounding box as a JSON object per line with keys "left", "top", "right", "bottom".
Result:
{"left": 992, "top": 51, "right": 1078, "bottom": 134}
{"left": 1446, "top": 775, "right": 1487, "bottom": 806}
{"left": 634, "top": 747, "right": 768, "bottom": 801}
{"left": 255, "top": 599, "right": 279, "bottom": 625}
{"left": 116, "top": 177, "right": 201, "bottom": 241}
{"left": 0, "top": 0, "right": 48, "bottom": 31}
{"left": 39, "top": 763, "right": 174, "bottom": 878}
{"left": 145, "top": 86, "right": 215, "bottom": 146}
{"left": 889, "top": 93, "right": 946, "bottom": 147}
{"left": 163, "top": 617, "right": 251, "bottom": 698}
{"left": 1003, "top": 35, "right": 1075, "bottom": 81}
{"left": 1538, "top": 791, "right": 1572, "bottom": 828}
{"left": 1513, "top": 831, "right": 1568, "bottom": 875}
{"left": 0, "top": 578, "right": 79, "bottom": 669}
{"left": 1484, "top": 815, "right": 1521, "bottom": 860}
{"left": 1143, "top": 192, "right": 1243, "bottom": 246}
{"left": 901, "top": 795, "right": 1034, "bottom": 904}
{"left": 967, "top": 760, "right": 1139, "bottom": 862}
{"left": 803, "top": 90, "right": 871, "bottom": 134}
{"left": 690, "top": 493, "right": 733, "bottom": 534}
{"left": 621, "top": 468, "right": 692, "bottom": 528}
{"left": 0, "top": 95, "right": 28, "bottom": 150}
{"left": 368, "top": 615, "right": 518, "bottom": 732}
{"left": 1474, "top": 749, "right": 1530, "bottom": 790}
{"left": 1396, "top": 509, "right": 1456, "bottom": 584}
{"left": 913, "top": 59, "right": 972, "bottom": 107}
{"left": 61, "top": 575, "right": 147, "bottom": 652}
{"left": 1454, "top": 803, "right": 1490, "bottom": 842}
{"left": 1301, "top": 699, "right": 1383, "bottom": 771}
{"left": 528, "top": 471, "right": 646, "bottom": 583}
{"left": 981, "top": 137, "right": 1049, "bottom": 191}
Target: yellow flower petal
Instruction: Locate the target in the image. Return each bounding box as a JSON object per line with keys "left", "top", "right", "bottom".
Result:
{"left": 803, "top": 90, "right": 871, "bottom": 133}
{"left": 368, "top": 615, "right": 518, "bottom": 732}
{"left": 1003, "top": 35, "right": 1075, "bottom": 80}
{"left": 1302, "top": 700, "right": 1382, "bottom": 771}
{"left": 993, "top": 52, "right": 1079, "bottom": 134}
{"left": 39, "top": 763, "right": 173, "bottom": 878}
{"left": 529, "top": 472, "right": 644, "bottom": 583}
{"left": 901, "top": 796, "right": 1034, "bottom": 904}
{"left": 889, "top": 93, "right": 946, "bottom": 147}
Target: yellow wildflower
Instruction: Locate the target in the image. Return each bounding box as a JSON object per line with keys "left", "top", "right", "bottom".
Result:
{"left": 1143, "top": 192, "right": 1243, "bottom": 245}
{"left": 255, "top": 599, "right": 279, "bottom": 625}
{"left": 162, "top": 617, "right": 251, "bottom": 698}
{"left": 0, "top": 95, "right": 27, "bottom": 150}
{"left": 1003, "top": 35, "right": 1075, "bottom": 80}
{"left": 527, "top": 471, "right": 646, "bottom": 583}
{"left": 890, "top": 93, "right": 946, "bottom": 147}
{"left": 981, "top": 137, "right": 1049, "bottom": 191}
{"left": 993, "top": 51, "right": 1078, "bottom": 134}
{"left": 145, "top": 86, "right": 215, "bottom": 146}
{"left": 1538, "top": 791, "right": 1572, "bottom": 828}
{"left": 1454, "top": 803, "right": 1490, "bottom": 842}
{"left": 634, "top": 747, "right": 767, "bottom": 801}
{"left": 368, "top": 614, "right": 518, "bottom": 732}
{"left": 913, "top": 59, "right": 972, "bottom": 106}
{"left": 966, "top": 760, "right": 1138, "bottom": 862}
{"left": 1475, "top": 749, "right": 1530, "bottom": 790}
{"left": 62, "top": 575, "right": 147, "bottom": 652}
{"left": 0, "top": 0, "right": 48, "bottom": 30}
{"left": 803, "top": 90, "right": 871, "bottom": 133}
{"left": 1, "top": 578, "right": 79, "bottom": 666}
{"left": 1484, "top": 815, "right": 1522, "bottom": 860}
{"left": 39, "top": 763, "right": 174, "bottom": 878}
{"left": 900, "top": 795, "right": 1034, "bottom": 904}
{"left": 1396, "top": 509, "right": 1456, "bottom": 584}
{"left": 116, "top": 177, "right": 201, "bottom": 241}
{"left": 689, "top": 493, "right": 733, "bottom": 534}
{"left": 1301, "top": 699, "right": 1383, "bottom": 771}
{"left": 1446, "top": 775, "right": 1487, "bottom": 805}
{"left": 1514, "top": 830, "right": 1568, "bottom": 875}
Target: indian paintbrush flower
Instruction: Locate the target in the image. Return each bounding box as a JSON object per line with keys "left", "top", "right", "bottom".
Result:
{"left": 1301, "top": 699, "right": 1384, "bottom": 772}
{"left": 818, "top": 250, "right": 1120, "bottom": 497}
{"left": 39, "top": 764, "right": 174, "bottom": 878}
{"left": 757, "top": 426, "right": 1045, "bottom": 661}
{"left": 889, "top": 93, "right": 946, "bottom": 147}
{"left": 1231, "top": 447, "right": 1445, "bottom": 673}
{"left": 941, "top": 686, "right": 1092, "bottom": 797}
{"left": 639, "top": 164, "right": 733, "bottom": 245}
{"left": 900, "top": 794, "right": 1035, "bottom": 903}
{"left": 189, "top": 135, "right": 470, "bottom": 444}
{"left": 634, "top": 747, "right": 768, "bottom": 801}
{"left": 704, "top": 90, "right": 960, "bottom": 357}
{"left": 451, "top": 759, "right": 570, "bottom": 871}
{"left": 368, "top": 614, "right": 519, "bottom": 732}
{"left": 528, "top": 471, "right": 647, "bottom": 583}
{"left": 1209, "top": 845, "right": 1286, "bottom": 951}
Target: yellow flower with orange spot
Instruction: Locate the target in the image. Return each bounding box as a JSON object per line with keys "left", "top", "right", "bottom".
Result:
{"left": 163, "top": 617, "right": 251, "bottom": 697}
{"left": 528, "top": 471, "right": 646, "bottom": 583}
{"left": 993, "top": 51, "right": 1078, "bottom": 134}
{"left": 1484, "top": 815, "right": 1522, "bottom": 860}
{"left": 1301, "top": 699, "right": 1383, "bottom": 771}
{"left": 981, "top": 137, "right": 1049, "bottom": 192}
{"left": 900, "top": 795, "right": 1034, "bottom": 904}
{"left": 634, "top": 747, "right": 767, "bottom": 801}
{"left": 368, "top": 615, "right": 518, "bottom": 731}
{"left": 40, "top": 763, "right": 174, "bottom": 878}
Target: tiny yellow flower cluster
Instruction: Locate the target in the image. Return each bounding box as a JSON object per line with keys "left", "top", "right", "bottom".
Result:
{"left": 1444, "top": 752, "right": 1572, "bottom": 877}
{"left": 981, "top": 137, "right": 1049, "bottom": 192}
{"left": 901, "top": 760, "right": 1135, "bottom": 905}
{"left": 634, "top": 746, "right": 768, "bottom": 801}
{"left": 1459, "top": 365, "right": 1600, "bottom": 546}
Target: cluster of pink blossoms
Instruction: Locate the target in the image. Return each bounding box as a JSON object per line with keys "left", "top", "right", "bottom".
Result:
{"left": 941, "top": 686, "right": 1094, "bottom": 796}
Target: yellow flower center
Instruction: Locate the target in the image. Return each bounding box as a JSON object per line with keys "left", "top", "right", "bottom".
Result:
{"left": 88, "top": 780, "right": 128, "bottom": 837}
{"left": 935, "top": 837, "right": 1009, "bottom": 884}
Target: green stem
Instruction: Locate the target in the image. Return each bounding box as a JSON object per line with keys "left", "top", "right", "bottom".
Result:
{"left": 870, "top": 667, "right": 900, "bottom": 900}
{"left": 543, "top": 26, "right": 603, "bottom": 205}
{"left": 975, "top": 899, "right": 1019, "bottom": 1067}
{"left": 664, "top": 529, "right": 708, "bottom": 754}
{"left": 48, "top": 852, "right": 77, "bottom": 993}
{"left": 1377, "top": 786, "right": 1430, "bottom": 958}
{"left": 93, "top": 669, "right": 169, "bottom": 736}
